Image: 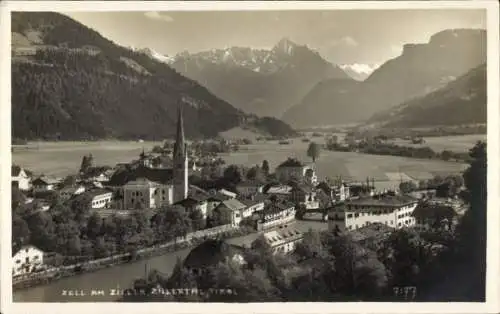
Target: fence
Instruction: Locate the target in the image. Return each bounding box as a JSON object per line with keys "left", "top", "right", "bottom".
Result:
{"left": 13, "top": 224, "right": 238, "bottom": 286}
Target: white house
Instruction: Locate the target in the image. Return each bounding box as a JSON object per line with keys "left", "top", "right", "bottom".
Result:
{"left": 261, "top": 227, "right": 304, "bottom": 254}
{"left": 328, "top": 194, "right": 419, "bottom": 233}
{"left": 89, "top": 190, "right": 114, "bottom": 209}
{"left": 290, "top": 184, "right": 320, "bottom": 210}
{"left": 275, "top": 158, "right": 317, "bottom": 185}
{"left": 59, "top": 185, "right": 86, "bottom": 201}
{"left": 237, "top": 196, "right": 266, "bottom": 218}
{"left": 12, "top": 165, "right": 31, "bottom": 191}
{"left": 258, "top": 201, "right": 296, "bottom": 230}
{"left": 174, "top": 195, "right": 209, "bottom": 219}
{"left": 12, "top": 245, "right": 45, "bottom": 277}
{"left": 31, "top": 176, "right": 62, "bottom": 194}
{"left": 123, "top": 178, "right": 174, "bottom": 210}
{"left": 217, "top": 189, "right": 237, "bottom": 199}
{"left": 214, "top": 198, "right": 247, "bottom": 226}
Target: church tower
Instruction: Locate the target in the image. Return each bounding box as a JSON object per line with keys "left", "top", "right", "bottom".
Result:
{"left": 172, "top": 105, "right": 188, "bottom": 202}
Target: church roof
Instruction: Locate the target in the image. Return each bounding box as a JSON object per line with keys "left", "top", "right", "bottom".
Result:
{"left": 107, "top": 165, "right": 174, "bottom": 186}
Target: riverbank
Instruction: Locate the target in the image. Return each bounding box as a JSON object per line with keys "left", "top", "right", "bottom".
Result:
{"left": 13, "top": 225, "right": 254, "bottom": 292}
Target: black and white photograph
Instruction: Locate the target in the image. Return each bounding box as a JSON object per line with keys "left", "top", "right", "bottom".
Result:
{"left": 1, "top": 1, "right": 499, "bottom": 313}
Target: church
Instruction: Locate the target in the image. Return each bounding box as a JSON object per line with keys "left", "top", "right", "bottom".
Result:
{"left": 114, "top": 106, "right": 189, "bottom": 210}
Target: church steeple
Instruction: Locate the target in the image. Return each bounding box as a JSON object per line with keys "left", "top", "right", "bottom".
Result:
{"left": 173, "top": 104, "right": 185, "bottom": 158}
{"left": 172, "top": 103, "right": 188, "bottom": 203}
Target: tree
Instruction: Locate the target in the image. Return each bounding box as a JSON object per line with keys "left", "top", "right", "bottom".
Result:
{"left": 261, "top": 160, "right": 270, "bottom": 176}
{"left": 246, "top": 165, "right": 266, "bottom": 182}
{"left": 12, "top": 214, "right": 30, "bottom": 252}
{"left": 79, "top": 153, "right": 94, "bottom": 174}
{"left": 307, "top": 142, "right": 321, "bottom": 163}
{"left": 440, "top": 150, "right": 453, "bottom": 161}
{"left": 223, "top": 165, "right": 243, "bottom": 184}
{"left": 189, "top": 209, "right": 206, "bottom": 231}
{"left": 295, "top": 229, "right": 325, "bottom": 260}
{"left": 399, "top": 181, "right": 418, "bottom": 194}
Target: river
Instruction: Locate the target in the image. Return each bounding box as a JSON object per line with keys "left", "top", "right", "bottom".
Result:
{"left": 13, "top": 220, "right": 328, "bottom": 302}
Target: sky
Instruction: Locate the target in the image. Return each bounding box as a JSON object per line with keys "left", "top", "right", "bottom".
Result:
{"left": 64, "top": 9, "right": 486, "bottom": 65}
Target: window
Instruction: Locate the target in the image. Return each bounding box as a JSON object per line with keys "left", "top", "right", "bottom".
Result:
{"left": 34, "top": 256, "right": 39, "bottom": 260}
{"left": 25, "top": 257, "right": 29, "bottom": 263}
{"left": 354, "top": 213, "right": 359, "bottom": 218}
{"left": 15, "top": 260, "right": 20, "bottom": 264}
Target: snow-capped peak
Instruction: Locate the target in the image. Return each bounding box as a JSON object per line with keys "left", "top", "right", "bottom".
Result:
{"left": 340, "top": 63, "right": 380, "bottom": 81}
{"left": 137, "top": 47, "right": 174, "bottom": 64}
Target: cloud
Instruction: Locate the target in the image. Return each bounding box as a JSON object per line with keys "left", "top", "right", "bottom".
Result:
{"left": 144, "top": 11, "right": 174, "bottom": 23}
{"left": 330, "top": 36, "right": 358, "bottom": 47}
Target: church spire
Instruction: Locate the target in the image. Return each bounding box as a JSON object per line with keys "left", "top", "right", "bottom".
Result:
{"left": 173, "top": 104, "right": 185, "bottom": 158}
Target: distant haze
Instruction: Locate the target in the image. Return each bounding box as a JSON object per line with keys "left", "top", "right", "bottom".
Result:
{"left": 64, "top": 9, "right": 486, "bottom": 65}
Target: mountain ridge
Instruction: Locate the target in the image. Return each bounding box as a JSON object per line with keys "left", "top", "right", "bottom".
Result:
{"left": 282, "top": 28, "right": 486, "bottom": 128}
{"left": 365, "top": 63, "right": 487, "bottom": 128}
{"left": 169, "top": 38, "right": 352, "bottom": 117}
{"left": 11, "top": 12, "right": 297, "bottom": 141}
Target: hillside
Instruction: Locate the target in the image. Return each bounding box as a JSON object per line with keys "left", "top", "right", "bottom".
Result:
{"left": 282, "top": 29, "right": 486, "bottom": 128}
{"left": 170, "top": 38, "right": 351, "bottom": 117}
{"left": 11, "top": 12, "right": 297, "bottom": 141}
{"left": 366, "top": 63, "right": 487, "bottom": 128}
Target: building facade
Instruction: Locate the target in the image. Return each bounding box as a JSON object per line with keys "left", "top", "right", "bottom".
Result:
{"left": 123, "top": 178, "right": 174, "bottom": 210}
{"left": 90, "top": 190, "right": 114, "bottom": 209}
{"left": 328, "top": 194, "right": 419, "bottom": 233}
{"left": 31, "top": 176, "right": 61, "bottom": 194}
{"left": 258, "top": 202, "right": 296, "bottom": 230}
{"left": 261, "top": 227, "right": 304, "bottom": 254}
{"left": 275, "top": 158, "right": 317, "bottom": 185}
{"left": 12, "top": 245, "right": 44, "bottom": 277}
{"left": 12, "top": 166, "right": 31, "bottom": 191}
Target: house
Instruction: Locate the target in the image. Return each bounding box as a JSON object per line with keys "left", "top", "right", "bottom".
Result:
{"left": 265, "top": 184, "right": 292, "bottom": 196}
{"left": 290, "top": 184, "right": 319, "bottom": 210}
{"left": 218, "top": 189, "right": 237, "bottom": 199}
{"left": 261, "top": 226, "right": 304, "bottom": 254}
{"left": 275, "top": 158, "right": 317, "bottom": 185}
{"left": 349, "top": 223, "right": 394, "bottom": 249}
{"left": 317, "top": 181, "right": 350, "bottom": 203}
{"left": 235, "top": 180, "right": 265, "bottom": 197}
{"left": 59, "top": 185, "right": 86, "bottom": 201}
{"left": 237, "top": 194, "right": 266, "bottom": 218}
{"left": 12, "top": 165, "right": 32, "bottom": 191}
{"left": 122, "top": 178, "right": 174, "bottom": 210}
{"left": 214, "top": 199, "right": 247, "bottom": 226}
{"left": 88, "top": 189, "right": 114, "bottom": 209}
{"left": 12, "top": 245, "right": 45, "bottom": 277}
{"left": 258, "top": 201, "right": 296, "bottom": 230}
{"left": 174, "top": 195, "right": 209, "bottom": 219}
{"left": 328, "top": 193, "right": 419, "bottom": 233}
{"left": 205, "top": 192, "right": 232, "bottom": 217}
{"left": 31, "top": 176, "right": 62, "bottom": 194}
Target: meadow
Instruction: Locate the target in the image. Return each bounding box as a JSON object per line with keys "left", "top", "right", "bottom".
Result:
{"left": 390, "top": 134, "right": 486, "bottom": 152}
{"left": 12, "top": 137, "right": 471, "bottom": 191}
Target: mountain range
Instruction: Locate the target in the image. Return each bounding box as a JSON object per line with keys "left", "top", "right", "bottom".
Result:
{"left": 11, "top": 12, "right": 297, "bottom": 141}
{"left": 168, "top": 38, "right": 351, "bottom": 117}
{"left": 281, "top": 28, "right": 486, "bottom": 128}
{"left": 339, "top": 63, "right": 380, "bottom": 81}
{"left": 365, "top": 63, "right": 486, "bottom": 128}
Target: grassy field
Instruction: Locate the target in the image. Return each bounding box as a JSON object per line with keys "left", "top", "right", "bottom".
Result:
{"left": 13, "top": 137, "right": 470, "bottom": 189}
{"left": 391, "top": 134, "right": 486, "bottom": 152}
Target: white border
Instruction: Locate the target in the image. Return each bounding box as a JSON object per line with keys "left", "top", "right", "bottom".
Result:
{"left": 1, "top": 1, "right": 499, "bottom": 314}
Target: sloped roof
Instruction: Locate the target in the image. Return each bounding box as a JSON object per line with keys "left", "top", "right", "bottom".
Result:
{"left": 346, "top": 194, "right": 417, "bottom": 208}
{"left": 107, "top": 165, "right": 173, "bottom": 186}
{"left": 32, "top": 176, "right": 61, "bottom": 185}
{"left": 218, "top": 199, "right": 247, "bottom": 212}
{"left": 183, "top": 239, "right": 244, "bottom": 269}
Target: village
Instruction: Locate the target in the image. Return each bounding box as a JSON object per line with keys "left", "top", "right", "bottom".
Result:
{"left": 11, "top": 108, "right": 468, "bottom": 294}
